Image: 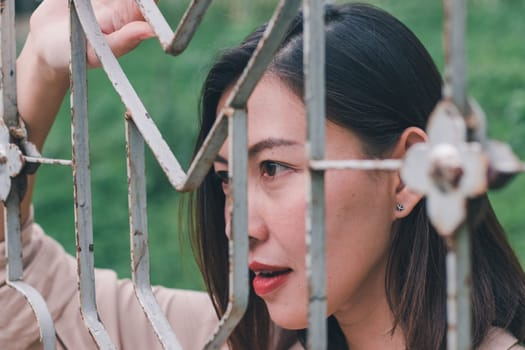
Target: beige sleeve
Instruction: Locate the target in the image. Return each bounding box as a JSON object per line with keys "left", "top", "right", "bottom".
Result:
{"left": 478, "top": 328, "right": 523, "bottom": 350}
{"left": 0, "top": 209, "right": 88, "bottom": 349}
{"left": 95, "top": 273, "right": 222, "bottom": 350}
{"left": 0, "top": 211, "right": 224, "bottom": 350}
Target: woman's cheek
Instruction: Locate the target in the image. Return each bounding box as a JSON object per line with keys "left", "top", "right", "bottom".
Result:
{"left": 224, "top": 196, "right": 232, "bottom": 239}
{"left": 276, "top": 183, "right": 308, "bottom": 245}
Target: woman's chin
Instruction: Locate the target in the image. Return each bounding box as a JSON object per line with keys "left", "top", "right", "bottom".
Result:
{"left": 268, "top": 308, "right": 308, "bottom": 330}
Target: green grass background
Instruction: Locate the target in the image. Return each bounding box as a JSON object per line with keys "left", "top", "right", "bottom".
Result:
{"left": 22, "top": 0, "right": 525, "bottom": 290}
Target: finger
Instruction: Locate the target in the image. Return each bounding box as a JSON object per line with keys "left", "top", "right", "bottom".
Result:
{"left": 87, "top": 21, "right": 155, "bottom": 67}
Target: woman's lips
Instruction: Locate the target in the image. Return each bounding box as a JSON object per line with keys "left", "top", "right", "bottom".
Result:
{"left": 249, "top": 261, "right": 292, "bottom": 296}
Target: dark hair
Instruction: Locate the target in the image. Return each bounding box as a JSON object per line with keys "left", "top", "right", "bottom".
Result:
{"left": 188, "top": 3, "right": 525, "bottom": 349}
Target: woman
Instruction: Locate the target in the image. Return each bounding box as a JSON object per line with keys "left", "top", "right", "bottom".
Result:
{"left": 190, "top": 3, "right": 525, "bottom": 349}
{"left": 3, "top": 1, "right": 524, "bottom": 349}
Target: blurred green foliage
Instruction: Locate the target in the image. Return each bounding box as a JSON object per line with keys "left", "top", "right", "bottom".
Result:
{"left": 29, "top": 0, "right": 524, "bottom": 290}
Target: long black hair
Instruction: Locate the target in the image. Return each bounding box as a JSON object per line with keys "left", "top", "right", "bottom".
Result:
{"left": 188, "top": 3, "right": 525, "bottom": 349}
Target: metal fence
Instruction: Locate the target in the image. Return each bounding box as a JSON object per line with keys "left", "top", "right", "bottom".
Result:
{"left": 1, "top": 0, "right": 523, "bottom": 349}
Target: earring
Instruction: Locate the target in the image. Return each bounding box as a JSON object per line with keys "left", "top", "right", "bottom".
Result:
{"left": 396, "top": 203, "right": 405, "bottom": 212}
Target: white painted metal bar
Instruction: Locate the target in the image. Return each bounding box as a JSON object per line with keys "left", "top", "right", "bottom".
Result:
{"left": 226, "top": 0, "right": 302, "bottom": 108}
{"left": 0, "top": 0, "right": 17, "bottom": 128}
{"left": 72, "top": 0, "right": 302, "bottom": 194}
{"left": 443, "top": 1, "right": 471, "bottom": 349}
{"left": 126, "top": 117, "right": 183, "bottom": 350}
{"left": 454, "top": 228, "right": 471, "bottom": 350}
{"left": 1, "top": 0, "right": 22, "bottom": 279}
{"left": 169, "top": 0, "right": 213, "bottom": 55}
{"left": 133, "top": 0, "right": 174, "bottom": 51}
{"left": 203, "top": 2, "right": 303, "bottom": 346}
{"left": 303, "top": 0, "right": 327, "bottom": 349}
{"left": 180, "top": 0, "right": 303, "bottom": 192}
{"left": 2, "top": 0, "right": 56, "bottom": 348}
{"left": 5, "top": 190, "right": 57, "bottom": 350}
{"left": 180, "top": 113, "right": 228, "bottom": 191}
{"left": 70, "top": 2, "right": 116, "bottom": 348}
{"left": 204, "top": 109, "right": 249, "bottom": 349}
{"left": 310, "top": 159, "right": 403, "bottom": 171}
{"left": 4, "top": 191, "right": 23, "bottom": 291}
{"left": 133, "top": 0, "right": 212, "bottom": 55}
{"left": 445, "top": 230, "right": 471, "bottom": 350}
{"left": 73, "top": 0, "right": 187, "bottom": 190}
{"left": 443, "top": 0, "right": 468, "bottom": 115}
{"left": 23, "top": 156, "right": 73, "bottom": 166}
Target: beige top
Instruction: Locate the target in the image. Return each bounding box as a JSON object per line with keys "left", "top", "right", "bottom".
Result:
{"left": 0, "top": 212, "right": 522, "bottom": 349}
{"left": 0, "top": 213, "right": 221, "bottom": 350}
{"left": 479, "top": 328, "right": 524, "bottom": 350}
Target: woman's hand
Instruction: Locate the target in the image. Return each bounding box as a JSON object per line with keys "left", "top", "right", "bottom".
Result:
{"left": 19, "top": 0, "right": 155, "bottom": 150}
{"left": 26, "top": 0, "right": 154, "bottom": 75}
{"left": 0, "top": 0, "right": 156, "bottom": 242}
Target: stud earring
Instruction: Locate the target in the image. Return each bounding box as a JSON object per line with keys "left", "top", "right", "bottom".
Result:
{"left": 396, "top": 203, "right": 405, "bottom": 212}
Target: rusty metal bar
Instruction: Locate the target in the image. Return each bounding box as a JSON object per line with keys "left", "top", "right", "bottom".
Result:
{"left": 23, "top": 155, "right": 73, "bottom": 166}
{"left": 126, "top": 117, "right": 182, "bottom": 350}
{"left": 5, "top": 282, "right": 56, "bottom": 349}
{"left": 5, "top": 189, "right": 57, "bottom": 350}
{"left": 132, "top": 0, "right": 174, "bottom": 51}
{"left": 443, "top": 0, "right": 468, "bottom": 114}
{"left": 72, "top": 0, "right": 186, "bottom": 190}
{"left": 227, "top": 0, "right": 302, "bottom": 109}
{"left": 180, "top": 0, "right": 302, "bottom": 192}
{"left": 310, "top": 159, "right": 403, "bottom": 171}
{"left": 0, "top": 0, "right": 18, "bottom": 128}
{"left": 2, "top": 0, "right": 56, "bottom": 348}
{"left": 445, "top": 229, "right": 471, "bottom": 350}
{"left": 454, "top": 226, "right": 471, "bottom": 350}
{"left": 70, "top": 2, "right": 116, "bottom": 348}
{"left": 303, "top": 0, "right": 327, "bottom": 349}
{"left": 169, "top": 0, "right": 213, "bottom": 55}
{"left": 72, "top": 0, "right": 302, "bottom": 194}
{"left": 443, "top": 0, "right": 471, "bottom": 349}
{"left": 179, "top": 113, "right": 228, "bottom": 192}
{"left": 445, "top": 246, "right": 457, "bottom": 350}
{"left": 204, "top": 109, "right": 249, "bottom": 349}
{"left": 133, "top": 0, "right": 212, "bottom": 55}
{"left": 1, "top": 0, "right": 21, "bottom": 279}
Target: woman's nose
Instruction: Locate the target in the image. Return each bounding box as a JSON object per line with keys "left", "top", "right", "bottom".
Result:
{"left": 248, "top": 192, "right": 269, "bottom": 244}
{"left": 223, "top": 189, "right": 268, "bottom": 243}
{"left": 248, "top": 211, "right": 268, "bottom": 244}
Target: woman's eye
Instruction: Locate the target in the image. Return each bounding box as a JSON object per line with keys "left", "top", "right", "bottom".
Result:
{"left": 260, "top": 161, "right": 289, "bottom": 178}
{"left": 215, "top": 171, "right": 229, "bottom": 185}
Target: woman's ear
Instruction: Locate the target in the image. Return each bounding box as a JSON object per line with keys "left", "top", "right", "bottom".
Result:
{"left": 393, "top": 180, "right": 423, "bottom": 219}
{"left": 390, "top": 127, "right": 427, "bottom": 159}
{"left": 390, "top": 127, "right": 427, "bottom": 219}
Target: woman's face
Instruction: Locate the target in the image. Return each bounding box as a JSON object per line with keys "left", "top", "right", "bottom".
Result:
{"left": 214, "top": 74, "right": 400, "bottom": 329}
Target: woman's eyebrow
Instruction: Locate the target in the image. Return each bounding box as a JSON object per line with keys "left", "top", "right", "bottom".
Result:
{"left": 248, "top": 138, "right": 299, "bottom": 158}
{"left": 215, "top": 154, "right": 228, "bottom": 165}
{"left": 214, "top": 138, "right": 299, "bottom": 165}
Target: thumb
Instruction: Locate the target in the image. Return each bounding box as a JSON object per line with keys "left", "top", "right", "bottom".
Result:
{"left": 87, "top": 21, "right": 155, "bottom": 67}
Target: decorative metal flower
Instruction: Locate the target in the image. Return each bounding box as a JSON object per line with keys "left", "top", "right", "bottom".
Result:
{"left": 0, "top": 121, "right": 23, "bottom": 201}
{"left": 401, "top": 100, "right": 488, "bottom": 236}
{"left": 466, "top": 99, "right": 524, "bottom": 190}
